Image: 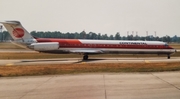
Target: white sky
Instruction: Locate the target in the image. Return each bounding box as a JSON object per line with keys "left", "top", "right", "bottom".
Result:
{"left": 0, "top": 0, "right": 180, "bottom": 37}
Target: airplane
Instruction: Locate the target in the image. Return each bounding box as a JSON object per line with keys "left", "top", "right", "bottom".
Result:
{"left": 0, "top": 21, "right": 176, "bottom": 60}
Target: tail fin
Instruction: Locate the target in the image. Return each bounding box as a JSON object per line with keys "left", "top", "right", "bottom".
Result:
{"left": 0, "top": 21, "right": 37, "bottom": 44}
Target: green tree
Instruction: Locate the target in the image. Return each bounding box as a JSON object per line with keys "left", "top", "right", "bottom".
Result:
{"left": 101, "top": 34, "right": 108, "bottom": 40}
{"left": 109, "top": 35, "right": 114, "bottom": 40}
{"left": 115, "top": 32, "right": 120, "bottom": 40}
{"left": 80, "top": 31, "right": 86, "bottom": 39}
{"left": 97, "top": 33, "right": 101, "bottom": 40}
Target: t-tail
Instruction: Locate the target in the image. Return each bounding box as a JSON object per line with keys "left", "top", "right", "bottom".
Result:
{"left": 1, "top": 21, "right": 59, "bottom": 51}
{"left": 0, "top": 21, "right": 37, "bottom": 48}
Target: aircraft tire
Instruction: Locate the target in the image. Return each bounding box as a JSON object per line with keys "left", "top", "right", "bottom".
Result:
{"left": 167, "top": 55, "right": 170, "bottom": 59}
{"left": 83, "top": 55, "right": 88, "bottom": 60}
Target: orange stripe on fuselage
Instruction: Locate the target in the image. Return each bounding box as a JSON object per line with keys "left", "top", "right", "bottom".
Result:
{"left": 36, "top": 38, "right": 82, "bottom": 44}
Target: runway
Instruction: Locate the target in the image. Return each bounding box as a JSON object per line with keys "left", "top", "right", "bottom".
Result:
{"left": 0, "top": 72, "right": 180, "bottom": 99}
{"left": 1, "top": 50, "right": 180, "bottom": 99}
{"left": 0, "top": 57, "right": 180, "bottom": 66}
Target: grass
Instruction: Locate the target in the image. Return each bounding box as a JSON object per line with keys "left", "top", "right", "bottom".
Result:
{"left": 0, "top": 42, "right": 23, "bottom": 49}
{"left": 0, "top": 62, "right": 180, "bottom": 77}
{"left": 169, "top": 43, "right": 180, "bottom": 49}
{"left": 0, "top": 53, "right": 81, "bottom": 59}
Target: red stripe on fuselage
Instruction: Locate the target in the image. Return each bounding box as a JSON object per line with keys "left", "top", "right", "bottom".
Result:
{"left": 35, "top": 38, "right": 173, "bottom": 49}
{"left": 36, "top": 38, "right": 82, "bottom": 44}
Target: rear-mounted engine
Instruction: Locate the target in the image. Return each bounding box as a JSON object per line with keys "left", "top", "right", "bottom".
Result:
{"left": 28, "top": 42, "right": 59, "bottom": 51}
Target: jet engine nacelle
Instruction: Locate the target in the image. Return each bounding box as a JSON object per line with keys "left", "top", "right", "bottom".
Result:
{"left": 28, "top": 42, "right": 59, "bottom": 51}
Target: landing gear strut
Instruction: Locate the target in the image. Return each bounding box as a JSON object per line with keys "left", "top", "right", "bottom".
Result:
{"left": 167, "top": 54, "right": 170, "bottom": 59}
{"left": 83, "top": 54, "right": 88, "bottom": 60}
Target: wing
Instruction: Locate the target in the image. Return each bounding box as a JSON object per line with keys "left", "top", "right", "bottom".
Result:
{"left": 68, "top": 49, "right": 104, "bottom": 54}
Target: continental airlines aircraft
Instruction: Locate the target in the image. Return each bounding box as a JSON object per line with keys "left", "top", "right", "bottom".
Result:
{"left": 0, "top": 21, "right": 176, "bottom": 60}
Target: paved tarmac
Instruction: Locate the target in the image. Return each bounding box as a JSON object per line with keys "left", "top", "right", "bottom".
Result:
{"left": 0, "top": 57, "right": 180, "bottom": 66}
{"left": 0, "top": 72, "right": 180, "bottom": 99}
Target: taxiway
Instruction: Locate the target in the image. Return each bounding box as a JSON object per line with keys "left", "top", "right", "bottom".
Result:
{"left": 0, "top": 57, "right": 180, "bottom": 66}
{"left": 0, "top": 72, "right": 180, "bottom": 99}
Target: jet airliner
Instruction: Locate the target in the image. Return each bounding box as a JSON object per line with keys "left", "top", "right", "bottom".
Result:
{"left": 0, "top": 21, "right": 176, "bottom": 60}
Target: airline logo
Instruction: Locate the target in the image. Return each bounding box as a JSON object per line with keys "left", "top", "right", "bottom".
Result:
{"left": 13, "top": 28, "right": 24, "bottom": 38}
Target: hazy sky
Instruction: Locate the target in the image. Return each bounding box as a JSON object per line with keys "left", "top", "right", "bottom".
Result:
{"left": 0, "top": 0, "right": 180, "bottom": 37}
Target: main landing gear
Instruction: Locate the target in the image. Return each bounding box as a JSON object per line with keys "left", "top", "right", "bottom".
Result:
{"left": 167, "top": 54, "right": 170, "bottom": 59}
{"left": 83, "top": 54, "right": 89, "bottom": 60}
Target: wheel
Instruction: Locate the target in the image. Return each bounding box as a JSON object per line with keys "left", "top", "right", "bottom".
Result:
{"left": 83, "top": 55, "right": 88, "bottom": 60}
{"left": 167, "top": 55, "right": 170, "bottom": 59}
{"left": 86, "top": 55, "right": 88, "bottom": 60}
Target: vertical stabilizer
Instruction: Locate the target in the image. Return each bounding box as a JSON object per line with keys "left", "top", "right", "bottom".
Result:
{"left": 0, "top": 21, "right": 37, "bottom": 44}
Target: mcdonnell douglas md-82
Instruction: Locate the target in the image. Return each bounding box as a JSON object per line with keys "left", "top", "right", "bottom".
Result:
{"left": 0, "top": 21, "right": 176, "bottom": 60}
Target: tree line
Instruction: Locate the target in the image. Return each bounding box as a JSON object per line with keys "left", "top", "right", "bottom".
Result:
{"left": 0, "top": 31, "right": 180, "bottom": 43}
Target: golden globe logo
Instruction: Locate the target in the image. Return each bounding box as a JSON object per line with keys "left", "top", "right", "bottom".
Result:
{"left": 13, "top": 28, "right": 24, "bottom": 38}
